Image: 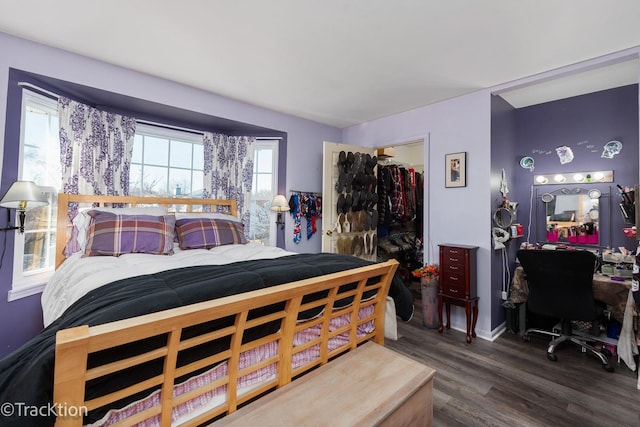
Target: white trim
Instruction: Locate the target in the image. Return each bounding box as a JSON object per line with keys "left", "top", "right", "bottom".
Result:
{"left": 253, "top": 141, "right": 279, "bottom": 246}
{"left": 7, "top": 281, "right": 46, "bottom": 301}
{"left": 135, "top": 122, "right": 204, "bottom": 143}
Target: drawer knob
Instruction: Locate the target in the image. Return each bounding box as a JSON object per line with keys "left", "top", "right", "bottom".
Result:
{"left": 449, "top": 288, "right": 459, "bottom": 293}
{"left": 449, "top": 265, "right": 458, "bottom": 270}
{"left": 449, "top": 258, "right": 458, "bottom": 262}
{"left": 450, "top": 276, "right": 458, "bottom": 281}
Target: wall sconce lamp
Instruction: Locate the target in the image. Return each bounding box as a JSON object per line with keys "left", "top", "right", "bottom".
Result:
{"left": 0, "top": 181, "right": 48, "bottom": 233}
{"left": 270, "top": 195, "right": 290, "bottom": 230}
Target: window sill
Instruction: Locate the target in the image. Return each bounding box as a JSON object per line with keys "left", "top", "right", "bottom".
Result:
{"left": 7, "top": 282, "right": 46, "bottom": 302}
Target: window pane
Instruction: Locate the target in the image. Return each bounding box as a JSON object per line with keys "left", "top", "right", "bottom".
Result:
{"left": 129, "top": 164, "right": 143, "bottom": 195}
{"left": 256, "top": 149, "right": 273, "bottom": 173}
{"left": 193, "top": 144, "right": 204, "bottom": 170}
{"left": 254, "top": 174, "right": 272, "bottom": 195}
{"left": 143, "top": 166, "right": 169, "bottom": 196}
{"left": 192, "top": 170, "right": 203, "bottom": 197}
{"left": 24, "top": 110, "right": 48, "bottom": 149}
{"left": 132, "top": 135, "right": 143, "bottom": 163}
{"left": 170, "top": 140, "right": 193, "bottom": 168}
{"left": 169, "top": 168, "right": 192, "bottom": 196}
{"left": 24, "top": 204, "right": 53, "bottom": 231}
{"left": 23, "top": 146, "right": 43, "bottom": 180}
{"left": 143, "top": 136, "right": 169, "bottom": 166}
{"left": 23, "top": 231, "right": 49, "bottom": 271}
{"left": 249, "top": 200, "right": 270, "bottom": 242}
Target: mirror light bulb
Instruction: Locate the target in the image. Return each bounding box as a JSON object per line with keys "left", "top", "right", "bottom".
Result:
{"left": 573, "top": 173, "right": 584, "bottom": 182}
{"left": 535, "top": 176, "right": 548, "bottom": 184}
{"left": 594, "top": 172, "right": 604, "bottom": 181}
{"left": 554, "top": 174, "right": 566, "bottom": 183}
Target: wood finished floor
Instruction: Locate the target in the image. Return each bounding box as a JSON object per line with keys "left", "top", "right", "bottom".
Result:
{"left": 385, "top": 303, "right": 640, "bottom": 427}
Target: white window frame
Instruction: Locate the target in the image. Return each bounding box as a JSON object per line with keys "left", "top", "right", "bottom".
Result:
{"left": 130, "top": 123, "right": 204, "bottom": 198}
{"left": 251, "top": 140, "right": 279, "bottom": 246}
{"left": 9, "top": 91, "right": 60, "bottom": 300}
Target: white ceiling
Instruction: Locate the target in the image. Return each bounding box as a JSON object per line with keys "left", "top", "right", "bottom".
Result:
{"left": 1, "top": 1, "right": 640, "bottom": 128}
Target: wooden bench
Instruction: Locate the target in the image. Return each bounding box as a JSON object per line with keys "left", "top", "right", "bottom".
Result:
{"left": 213, "top": 341, "right": 436, "bottom": 426}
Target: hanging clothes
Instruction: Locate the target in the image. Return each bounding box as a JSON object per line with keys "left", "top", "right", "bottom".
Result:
{"left": 377, "top": 163, "right": 422, "bottom": 226}
{"left": 289, "top": 194, "right": 302, "bottom": 244}
{"left": 289, "top": 192, "right": 322, "bottom": 242}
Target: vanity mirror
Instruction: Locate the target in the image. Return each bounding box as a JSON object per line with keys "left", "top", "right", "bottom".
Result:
{"left": 537, "top": 187, "right": 610, "bottom": 247}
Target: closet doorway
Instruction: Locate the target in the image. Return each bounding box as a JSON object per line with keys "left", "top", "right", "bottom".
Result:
{"left": 375, "top": 139, "right": 425, "bottom": 286}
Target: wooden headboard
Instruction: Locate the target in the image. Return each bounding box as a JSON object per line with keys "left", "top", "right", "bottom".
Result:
{"left": 55, "top": 193, "right": 238, "bottom": 269}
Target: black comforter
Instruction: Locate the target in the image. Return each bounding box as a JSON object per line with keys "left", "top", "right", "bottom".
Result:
{"left": 0, "top": 253, "right": 412, "bottom": 426}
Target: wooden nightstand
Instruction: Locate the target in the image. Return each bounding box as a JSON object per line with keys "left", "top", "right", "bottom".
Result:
{"left": 438, "top": 244, "right": 479, "bottom": 343}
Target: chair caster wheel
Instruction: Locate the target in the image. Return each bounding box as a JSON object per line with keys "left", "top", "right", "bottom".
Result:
{"left": 522, "top": 335, "right": 530, "bottom": 342}
{"left": 602, "top": 364, "right": 615, "bottom": 373}
{"left": 547, "top": 353, "right": 557, "bottom": 362}
{"left": 601, "top": 347, "right": 612, "bottom": 357}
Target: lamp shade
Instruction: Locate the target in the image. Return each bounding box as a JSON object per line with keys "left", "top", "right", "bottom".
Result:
{"left": 0, "top": 181, "right": 48, "bottom": 210}
{"left": 270, "top": 195, "right": 290, "bottom": 212}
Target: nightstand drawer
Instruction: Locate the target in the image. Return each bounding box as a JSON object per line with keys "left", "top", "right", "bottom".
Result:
{"left": 441, "top": 282, "right": 465, "bottom": 297}
{"left": 441, "top": 271, "right": 466, "bottom": 296}
{"left": 441, "top": 247, "right": 465, "bottom": 264}
{"left": 442, "top": 262, "right": 465, "bottom": 274}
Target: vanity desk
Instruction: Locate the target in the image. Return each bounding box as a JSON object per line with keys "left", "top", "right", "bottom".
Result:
{"left": 438, "top": 244, "right": 479, "bottom": 343}
{"left": 510, "top": 265, "right": 639, "bottom": 371}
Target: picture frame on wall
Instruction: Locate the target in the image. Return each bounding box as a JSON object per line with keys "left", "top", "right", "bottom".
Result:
{"left": 445, "top": 152, "right": 466, "bottom": 188}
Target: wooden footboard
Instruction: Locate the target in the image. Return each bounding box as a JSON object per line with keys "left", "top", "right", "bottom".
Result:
{"left": 53, "top": 259, "right": 399, "bottom": 426}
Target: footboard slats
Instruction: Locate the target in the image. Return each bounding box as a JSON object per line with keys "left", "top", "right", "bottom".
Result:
{"left": 84, "top": 374, "right": 164, "bottom": 411}
{"left": 225, "top": 311, "right": 248, "bottom": 414}
{"left": 85, "top": 347, "right": 168, "bottom": 381}
{"left": 160, "top": 329, "right": 182, "bottom": 426}
{"left": 53, "top": 259, "right": 398, "bottom": 426}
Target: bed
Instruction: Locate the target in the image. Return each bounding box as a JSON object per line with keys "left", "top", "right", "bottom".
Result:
{"left": 0, "top": 194, "right": 411, "bottom": 427}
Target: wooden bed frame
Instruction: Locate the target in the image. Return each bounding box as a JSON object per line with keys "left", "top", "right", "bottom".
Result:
{"left": 52, "top": 194, "right": 398, "bottom": 426}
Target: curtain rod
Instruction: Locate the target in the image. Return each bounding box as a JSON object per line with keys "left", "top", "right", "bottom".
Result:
{"left": 18, "top": 82, "right": 281, "bottom": 140}
{"left": 18, "top": 82, "right": 60, "bottom": 100}
{"left": 136, "top": 119, "right": 204, "bottom": 135}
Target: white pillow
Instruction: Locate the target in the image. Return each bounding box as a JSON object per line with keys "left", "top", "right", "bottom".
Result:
{"left": 71, "top": 206, "right": 168, "bottom": 253}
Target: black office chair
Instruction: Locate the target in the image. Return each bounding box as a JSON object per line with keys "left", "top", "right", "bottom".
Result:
{"left": 516, "top": 249, "right": 614, "bottom": 372}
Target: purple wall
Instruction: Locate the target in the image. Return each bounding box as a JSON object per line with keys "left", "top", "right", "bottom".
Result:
{"left": 512, "top": 84, "right": 639, "bottom": 254}
{"left": 491, "top": 84, "right": 639, "bottom": 333}
{"left": 490, "top": 95, "right": 518, "bottom": 329}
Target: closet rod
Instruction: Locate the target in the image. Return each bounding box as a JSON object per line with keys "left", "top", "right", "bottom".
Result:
{"left": 18, "top": 82, "right": 60, "bottom": 100}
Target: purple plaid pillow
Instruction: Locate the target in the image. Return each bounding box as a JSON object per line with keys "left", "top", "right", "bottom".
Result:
{"left": 83, "top": 211, "right": 175, "bottom": 257}
{"left": 176, "top": 217, "right": 247, "bottom": 250}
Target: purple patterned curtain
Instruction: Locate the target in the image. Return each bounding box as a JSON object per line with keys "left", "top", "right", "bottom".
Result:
{"left": 58, "top": 97, "right": 136, "bottom": 254}
{"left": 58, "top": 97, "right": 137, "bottom": 196}
{"left": 202, "top": 132, "right": 255, "bottom": 236}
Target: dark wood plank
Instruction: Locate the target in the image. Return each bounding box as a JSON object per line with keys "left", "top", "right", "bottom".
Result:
{"left": 386, "top": 302, "right": 640, "bottom": 427}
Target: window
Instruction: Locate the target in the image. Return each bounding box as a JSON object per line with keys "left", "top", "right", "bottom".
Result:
{"left": 10, "top": 91, "right": 61, "bottom": 299}
{"left": 11, "top": 90, "right": 279, "bottom": 299}
{"left": 129, "top": 124, "right": 204, "bottom": 198}
{"left": 249, "top": 140, "right": 279, "bottom": 246}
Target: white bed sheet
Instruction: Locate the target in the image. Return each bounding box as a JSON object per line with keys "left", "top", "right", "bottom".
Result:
{"left": 41, "top": 243, "right": 295, "bottom": 327}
